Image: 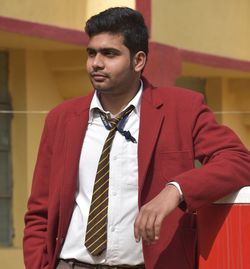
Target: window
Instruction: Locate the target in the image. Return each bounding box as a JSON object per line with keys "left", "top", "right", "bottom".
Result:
{"left": 175, "top": 76, "right": 206, "bottom": 96}
{"left": 0, "top": 51, "right": 13, "bottom": 245}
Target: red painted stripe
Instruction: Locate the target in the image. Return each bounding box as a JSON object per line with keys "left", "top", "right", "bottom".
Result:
{"left": 145, "top": 42, "right": 181, "bottom": 86}
{"left": 1, "top": 15, "right": 250, "bottom": 74}
{"left": 0, "top": 16, "right": 88, "bottom": 46}
{"left": 136, "top": 0, "right": 151, "bottom": 34}
{"left": 181, "top": 48, "right": 250, "bottom": 72}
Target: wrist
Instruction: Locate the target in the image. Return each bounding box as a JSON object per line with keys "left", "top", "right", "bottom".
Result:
{"left": 163, "top": 184, "right": 182, "bottom": 206}
{"left": 167, "top": 181, "right": 184, "bottom": 202}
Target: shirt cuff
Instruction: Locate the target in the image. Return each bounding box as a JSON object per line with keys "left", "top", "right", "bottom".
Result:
{"left": 167, "top": 181, "right": 184, "bottom": 202}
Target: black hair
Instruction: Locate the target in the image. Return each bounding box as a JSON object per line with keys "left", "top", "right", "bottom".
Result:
{"left": 85, "top": 7, "right": 149, "bottom": 56}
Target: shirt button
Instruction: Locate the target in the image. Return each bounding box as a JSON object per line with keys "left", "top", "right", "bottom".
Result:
{"left": 113, "top": 192, "right": 117, "bottom": 196}
{"left": 111, "top": 226, "right": 115, "bottom": 232}
{"left": 113, "top": 156, "right": 118, "bottom": 160}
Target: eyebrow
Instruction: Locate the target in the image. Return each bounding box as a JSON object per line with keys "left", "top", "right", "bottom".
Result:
{"left": 86, "top": 47, "right": 121, "bottom": 54}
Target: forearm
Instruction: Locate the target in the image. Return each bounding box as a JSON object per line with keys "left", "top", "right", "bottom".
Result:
{"left": 176, "top": 149, "right": 250, "bottom": 212}
{"left": 177, "top": 94, "right": 250, "bottom": 211}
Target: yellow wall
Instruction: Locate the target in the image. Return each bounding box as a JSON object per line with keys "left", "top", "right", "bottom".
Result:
{"left": 0, "top": 1, "right": 249, "bottom": 268}
{"left": 85, "top": 0, "right": 135, "bottom": 23}
{"left": 3, "top": 46, "right": 95, "bottom": 268}
{"left": 26, "top": 50, "right": 64, "bottom": 190}
{"left": 44, "top": 50, "right": 92, "bottom": 99}
{"left": 152, "top": 0, "right": 250, "bottom": 61}
{"left": 2, "top": 0, "right": 250, "bottom": 62}
{"left": 9, "top": 50, "right": 27, "bottom": 250}
{"left": 0, "top": 248, "right": 24, "bottom": 269}
{"left": 193, "top": 77, "right": 250, "bottom": 149}
{"left": 0, "top": 0, "right": 135, "bottom": 30}
{"left": 0, "top": 49, "right": 64, "bottom": 268}
{"left": 181, "top": 63, "right": 250, "bottom": 148}
{"left": 206, "top": 77, "right": 223, "bottom": 123}
{"left": 222, "top": 78, "right": 250, "bottom": 148}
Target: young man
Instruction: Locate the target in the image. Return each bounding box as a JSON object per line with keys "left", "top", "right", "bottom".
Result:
{"left": 23, "top": 7, "right": 250, "bottom": 269}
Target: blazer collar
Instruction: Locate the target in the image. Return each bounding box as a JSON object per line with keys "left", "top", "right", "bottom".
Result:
{"left": 75, "top": 76, "right": 164, "bottom": 115}
{"left": 141, "top": 76, "right": 164, "bottom": 109}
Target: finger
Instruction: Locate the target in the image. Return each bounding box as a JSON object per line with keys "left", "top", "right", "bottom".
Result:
{"left": 134, "top": 212, "right": 142, "bottom": 242}
{"left": 154, "top": 214, "right": 164, "bottom": 241}
{"left": 145, "top": 213, "right": 157, "bottom": 243}
{"left": 134, "top": 206, "right": 150, "bottom": 243}
{"left": 138, "top": 211, "right": 149, "bottom": 242}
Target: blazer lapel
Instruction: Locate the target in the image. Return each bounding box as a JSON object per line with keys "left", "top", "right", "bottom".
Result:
{"left": 138, "top": 80, "right": 165, "bottom": 199}
{"left": 59, "top": 97, "right": 92, "bottom": 235}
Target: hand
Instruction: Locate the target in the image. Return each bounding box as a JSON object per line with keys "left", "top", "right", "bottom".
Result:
{"left": 134, "top": 184, "right": 181, "bottom": 245}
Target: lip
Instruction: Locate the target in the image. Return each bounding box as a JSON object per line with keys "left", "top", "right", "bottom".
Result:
{"left": 91, "top": 73, "right": 108, "bottom": 82}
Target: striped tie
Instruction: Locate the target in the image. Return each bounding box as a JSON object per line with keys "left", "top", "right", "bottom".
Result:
{"left": 85, "top": 105, "right": 134, "bottom": 256}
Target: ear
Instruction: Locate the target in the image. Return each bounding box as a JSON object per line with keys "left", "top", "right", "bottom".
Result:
{"left": 133, "top": 51, "right": 147, "bottom": 72}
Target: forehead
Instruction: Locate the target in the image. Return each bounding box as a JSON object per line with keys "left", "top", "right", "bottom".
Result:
{"left": 87, "top": 32, "right": 126, "bottom": 49}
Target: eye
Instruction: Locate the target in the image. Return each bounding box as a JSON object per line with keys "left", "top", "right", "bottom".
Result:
{"left": 102, "top": 49, "right": 119, "bottom": 58}
{"left": 86, "top": 49, "right": 96, "bottom": 58}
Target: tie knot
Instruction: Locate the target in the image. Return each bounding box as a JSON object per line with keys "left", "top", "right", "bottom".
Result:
{"left": 109, "top": 117, "right": 120, "bottom": 128}
{"left": 110, "top": 105, "right": 134, "bottom": 128}
{"left": 99, "top": 105, "right": 134, "bottom": 129}
{"left": 120, "top": 105, "right": 135, "bottom": 119}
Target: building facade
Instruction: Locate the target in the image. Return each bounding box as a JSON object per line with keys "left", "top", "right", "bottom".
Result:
{"left": 0, "top": 0, "right": 249, "bottom": 268}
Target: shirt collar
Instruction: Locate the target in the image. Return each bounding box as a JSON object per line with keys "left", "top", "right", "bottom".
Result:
{"left": 89, "top": 80, "right": 143, "bottom": 122}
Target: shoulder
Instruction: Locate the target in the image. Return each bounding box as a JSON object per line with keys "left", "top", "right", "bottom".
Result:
{"left": 142, "top": 77, "right": 203, "bottom": 102}
{"left": 150, "top": 85, "right": 205, "bottom": 113}
{"left": 47, "top": 93, "right": 93, "bottom": 119}
{"left": 43, "top": 93, "right": 93, "bottom": 129}
{"left": 155, "top": 85, "right": 203, "bottom": 101}
{"left": 50, "top": 94, "right": 92, "bottom": 114}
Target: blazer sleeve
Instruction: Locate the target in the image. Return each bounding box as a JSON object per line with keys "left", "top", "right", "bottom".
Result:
{"left": 23, "top": 114, "right": 53, "bottom": 269}
{"left": 175, "top": 94, "right": 250, "bottom": 212}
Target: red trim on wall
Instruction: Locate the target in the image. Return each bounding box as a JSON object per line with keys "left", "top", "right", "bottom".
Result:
{"left": 144, "top": 42, "right": 182, "bottom": 86}
{"left": 1, "top": 14, "right": 250, "bottom": 85}
{"left": 136, "top": 0, "right": 151, "bottom": 34}
{"left": 0, "top": 16, "right": 88, "bottom": 46}
{"left": 181, "top": 48, "right": 250, "bottom": 72}
{"left": 146, "top": 43, "right": 250, "bottom": 86}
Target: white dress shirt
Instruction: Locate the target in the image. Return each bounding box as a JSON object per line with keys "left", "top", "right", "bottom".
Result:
{"left": 60, "top": 83, "right": 144, "bottom": 265}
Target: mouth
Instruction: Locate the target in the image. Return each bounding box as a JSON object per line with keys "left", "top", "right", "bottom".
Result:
{"left": 91, "top": 72, "right": 108, "bottom": 82}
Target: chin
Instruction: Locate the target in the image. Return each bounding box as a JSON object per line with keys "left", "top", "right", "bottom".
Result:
{"left": 91, "top": 81, "right": 106, "bottom": 90}
{"left": 96, "top": 88, "right": 114, "bottom": 94}
{"left": 92, "top": 84, "right": 113, "bottom": 93}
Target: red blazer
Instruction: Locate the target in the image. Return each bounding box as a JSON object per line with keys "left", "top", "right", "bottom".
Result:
{"left": 23, "top": 78, "right": 250, "bottom": 269}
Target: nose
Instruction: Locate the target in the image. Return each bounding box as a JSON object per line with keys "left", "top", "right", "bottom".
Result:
{"left": 92, "top": 53, "right": 104, "bottom": 70}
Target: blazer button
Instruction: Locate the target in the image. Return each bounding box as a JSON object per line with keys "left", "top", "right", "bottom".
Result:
{"left": 56, "top": 237, "right": 64, "bottom": 245}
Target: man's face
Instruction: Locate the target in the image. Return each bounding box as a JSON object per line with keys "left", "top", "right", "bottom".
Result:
{"left": 86, "top": 32, "right": 138, "bottom": 95}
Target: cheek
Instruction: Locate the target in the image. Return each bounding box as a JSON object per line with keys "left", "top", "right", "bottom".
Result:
{"left": 86, "top": 60, "right": 91, "bottom": 72}
{"left": 109, "top": 60, "right": 132, "bottom": 77}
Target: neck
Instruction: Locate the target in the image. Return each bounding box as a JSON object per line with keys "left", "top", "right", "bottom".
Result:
{"left": 99, "top": 80, "right": 141, "bottom": 115}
